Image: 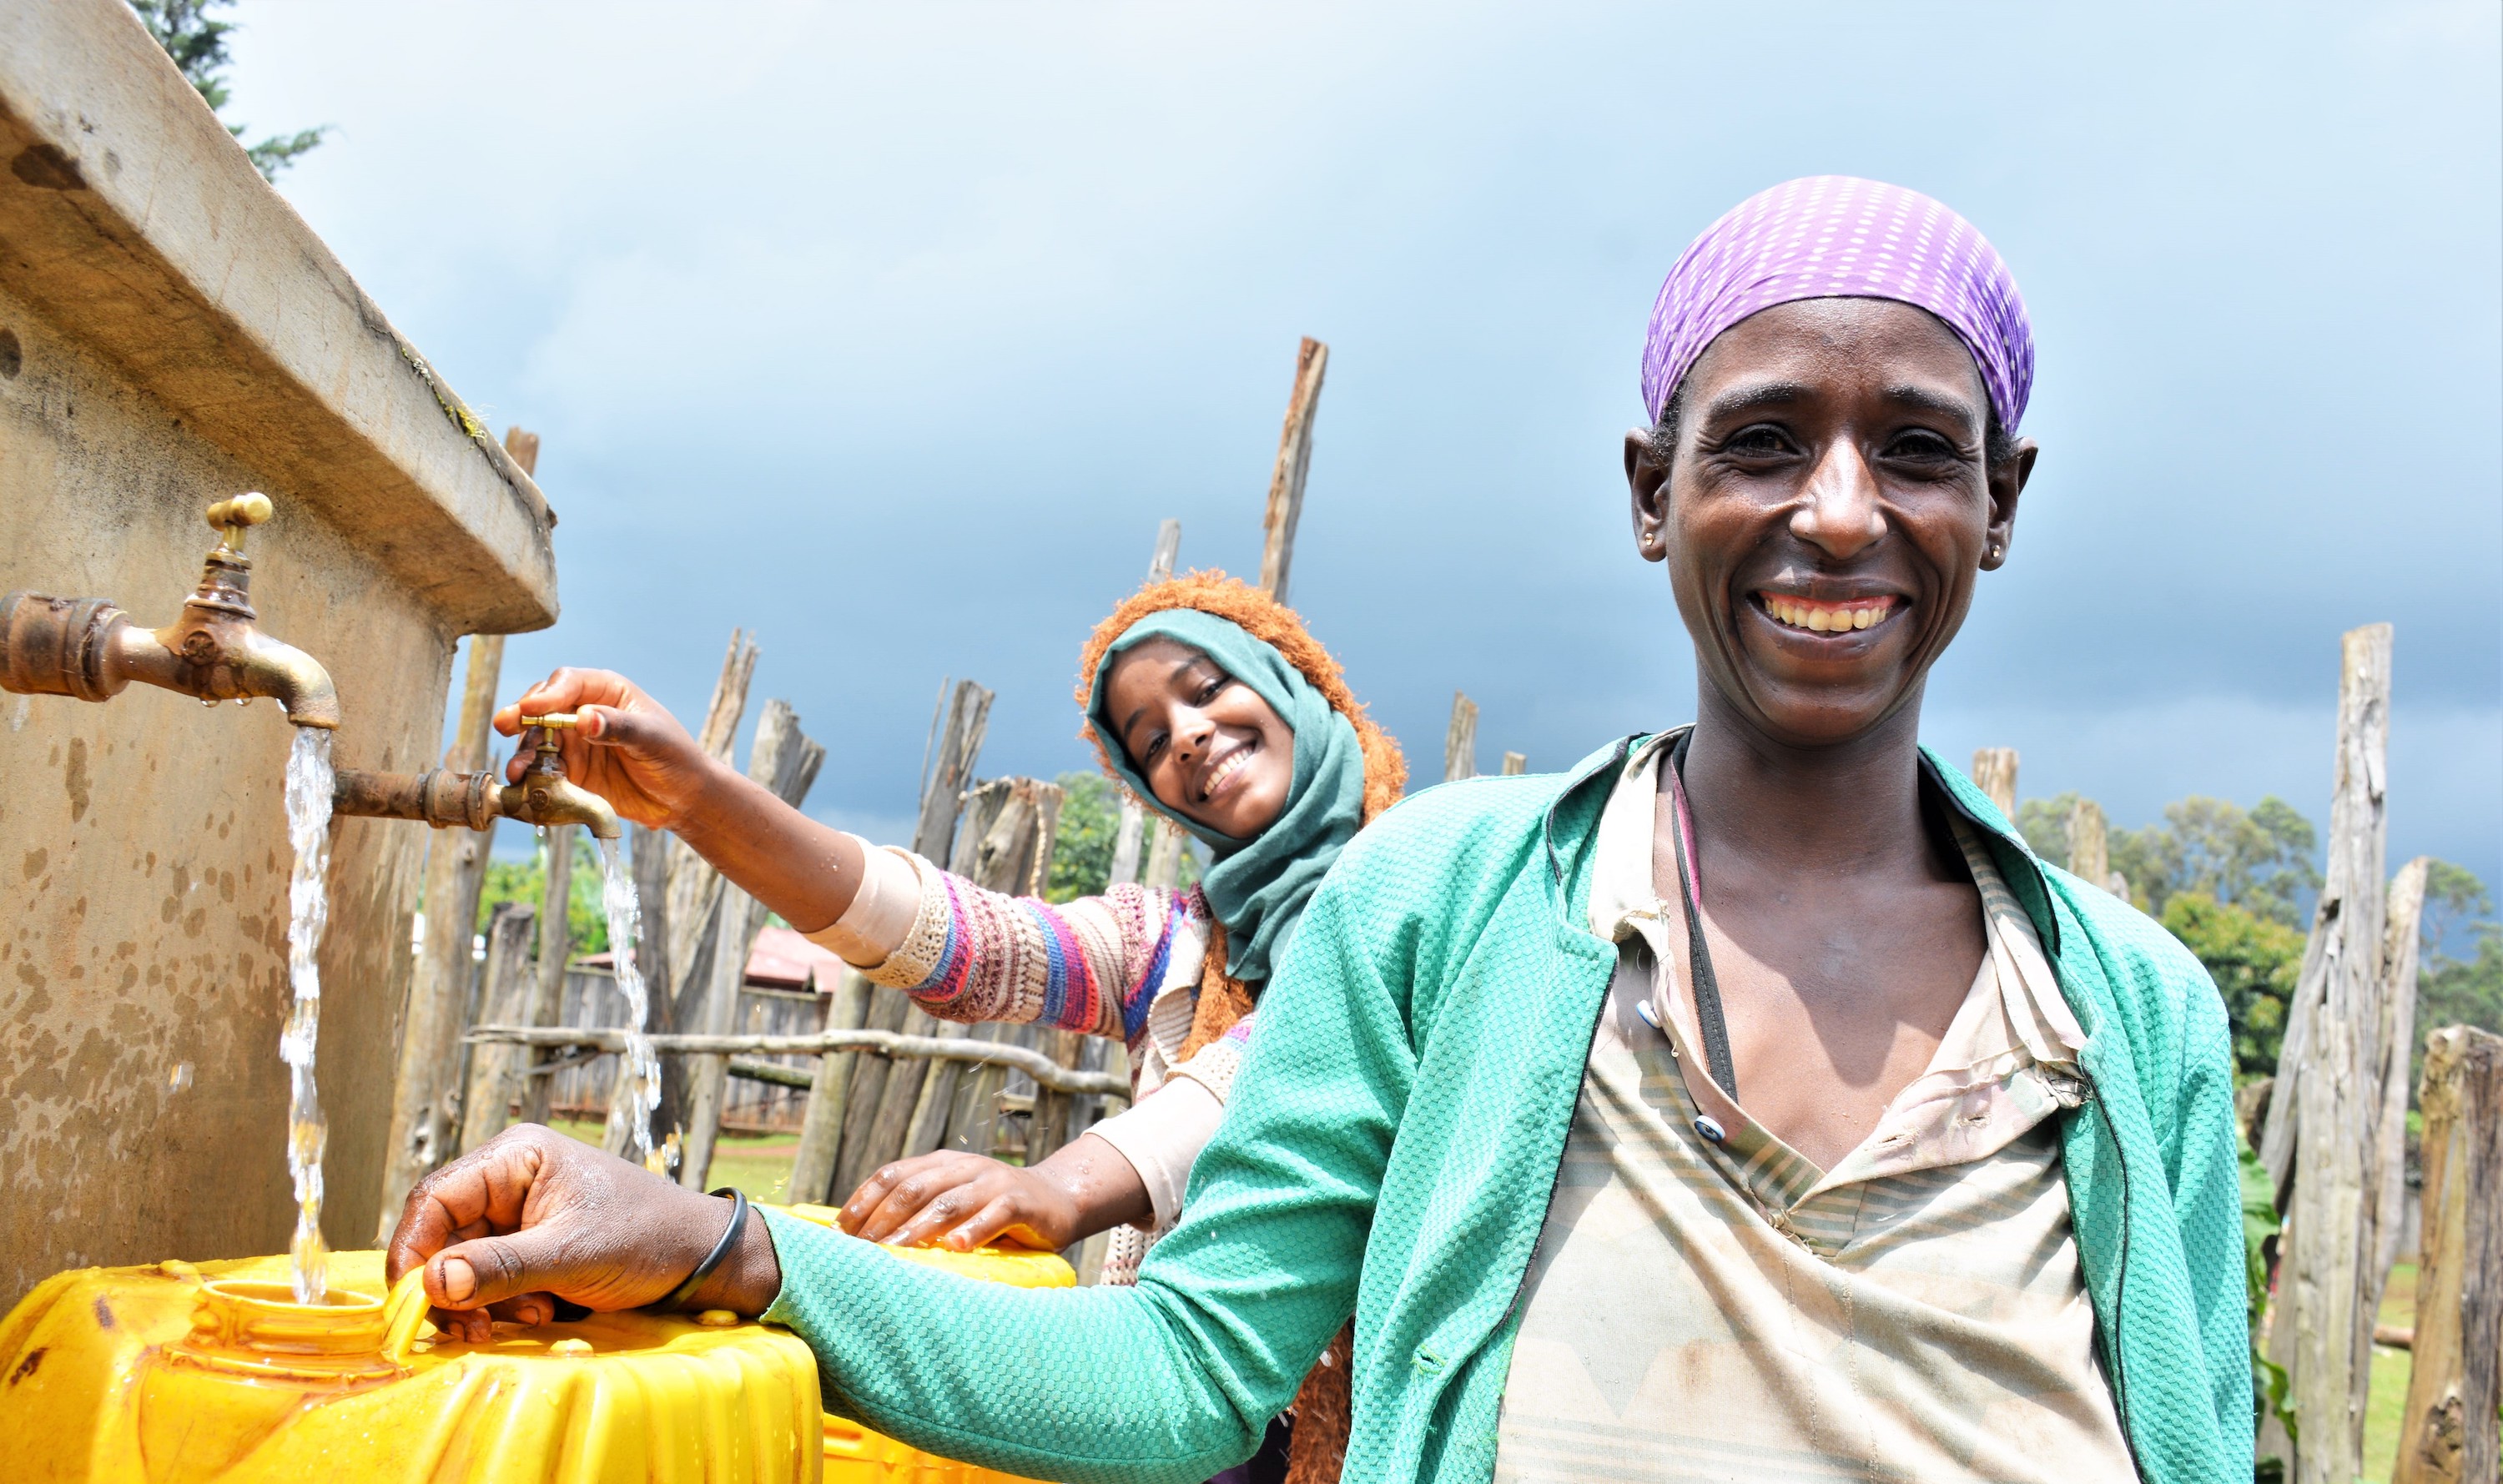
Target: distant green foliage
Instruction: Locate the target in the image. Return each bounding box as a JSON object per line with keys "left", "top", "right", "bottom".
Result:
{"left": 1045, "top": 769, "right": 1201, "bottom": 901}
{"left": 128, "top": 0, "right": 326, "bottom": 181}
{"left": 2421, "top": 923, "right": 2503, "bottom": 1037}
{"left": 2163, "top": 892, "right": 2305, "bottom": 1079}
{"left": 1048, "top": 772, "right": 1120, "bottom": 903}
{"left": 2417, "top": 861, "right": 2502, "bottom": 1074}
{"left": 474, "top": 836, "right": 611, "bottom": 963}
{"left": 2013, "top": 792, "right": 2081, "bottom": 869}
{"left": 2113, "top": 795, "right": 2321, "bottom": 927}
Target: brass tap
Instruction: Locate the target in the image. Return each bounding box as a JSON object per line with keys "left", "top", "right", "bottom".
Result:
{"left": 332, "top": 727, "right": 620, "bottom": 840}
{"left": 0, "top": 494, "right": 341, "bottom": 728}
{"left": 503, "top": 725, "right": 622, "bottom": 838}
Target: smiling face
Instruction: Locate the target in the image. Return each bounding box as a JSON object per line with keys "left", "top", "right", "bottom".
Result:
{"left": 1626, "top": 298, "right": 2037, "bottom": 752}
{"left": 1102, "top": 638, "right": 1296, "bottom": 839}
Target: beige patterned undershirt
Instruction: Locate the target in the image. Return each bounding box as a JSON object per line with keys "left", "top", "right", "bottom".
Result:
{"left": 1493, "top": 737, "right": 2138, "bottom": 1483}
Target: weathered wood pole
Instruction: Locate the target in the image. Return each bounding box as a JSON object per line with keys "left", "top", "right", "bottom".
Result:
{"left": 1501, "top": 752, "right": 1528, "bottom": 777}
{"left": 454, "top": 903, "right": 537, "bottom": 1153}
{"left": 372, "top": 617, "right": 508, "bottom": 1240}
{"left": 1969, "top": 747, "right": 2017, "bottom": 818}
{"left": 919, "top": 780, "right": 1044, "bottom": 1157}
{"left": 608, "top": 631, "right": 758, "bottom": 1159}
{"left": 2065, "top": 798, "right": 2109, "bottom": 890}
{"left": 2393, "top": 1025, "right": 2503, "bottom": 1484}
{"left": 1107, "top": 520, "right": 1181, "bottom": 888}
{"left": 1014, "top": 787, "right": 1080, "bottom": 1165}
{"left": 786, "top": 965, "right": 872, "bottom": 1205}
{"left": 1444, "top": 692, "right": 1478, "bottom": 783}
{"left": 850, "top": 682, "right": 992, "bottom": 1182}
{"left": 515, "top": 824, "right": 577, "bottom": 1127}
{"left": 677, "top": 700, "right": 826, "bottom": 1188}
{"left": 2261, "top": 621, "right": 2394, "bottom": 1484}
{"left": 1257, "top": 337, "right": 1328, "bottom": 608}
{"left": 2374, "top": 858, "right": 2430, "bottom": 1284}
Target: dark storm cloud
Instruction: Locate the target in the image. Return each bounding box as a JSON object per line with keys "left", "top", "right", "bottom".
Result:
{"left": 235, "top": 0, "right": 2499, "bottom": 884}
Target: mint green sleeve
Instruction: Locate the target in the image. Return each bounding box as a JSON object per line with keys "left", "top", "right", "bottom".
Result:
{"left": 2166, "top": 960, "right": 2254, "bottom": 1479}
{"left": 760, "top": 864, "right": 1413, "bottom": 1483}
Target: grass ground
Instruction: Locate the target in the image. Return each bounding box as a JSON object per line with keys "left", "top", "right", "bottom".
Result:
{"left": 546, "top": 1119, "right": 803, "bottom": 1206}
{"left": 2360, "top": 1260, "right": 2417, "bottom": 1482}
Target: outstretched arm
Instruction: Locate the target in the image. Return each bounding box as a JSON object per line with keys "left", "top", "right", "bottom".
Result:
{"left": 385, "top": 865, "right": 1409, "bottom": 1482}
{"left": 495, "top": 667, "right": 867, "bottom": 933}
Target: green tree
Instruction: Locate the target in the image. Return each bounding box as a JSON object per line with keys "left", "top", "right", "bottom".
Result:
{"left": 128, "top": 0, "right": 326, "bottom": 181}
{"left": 1045, "top": 770, "right": 1201, "bottom": 902}
{"left": 2420, "top": 924, "right": 2503, "bottom": 1034}
{"left": 2161, "top": 891, "right": 2305, "bottom": 1079}
{"left": 2418, "top": 861, "right": 2502, "bottom": 1040}
{"left": 2013, "top": 792, "right": 2082, "bottom": 869}
{"left": 1048, "top": 772, "right": 1120, "bottom": 903}
{"left": 2110, "top": 794, "right": 2320, "bottom": 926}
{"left": 473, "top": 837, "right": 612, "bottom": 962}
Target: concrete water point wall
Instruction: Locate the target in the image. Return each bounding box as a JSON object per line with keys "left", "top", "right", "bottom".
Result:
{"left": 0, "top": 0, "right": 558, "bottom": 1308}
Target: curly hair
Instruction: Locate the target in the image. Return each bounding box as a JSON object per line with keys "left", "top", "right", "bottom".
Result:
{"left": 1074, "top": 571, "right": 1407, "bottom": 826}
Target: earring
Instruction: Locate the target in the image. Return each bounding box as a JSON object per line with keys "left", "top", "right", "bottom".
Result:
{"left": 1987, "top": 541, "right": 2002, "bottom": 561}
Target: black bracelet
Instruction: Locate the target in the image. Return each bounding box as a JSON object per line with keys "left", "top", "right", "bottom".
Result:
{"left": 659, "top": 1188, "right": 750, "bottom": 1310}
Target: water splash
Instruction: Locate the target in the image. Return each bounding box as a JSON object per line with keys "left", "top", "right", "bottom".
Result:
{"left": 280, "top": 727, "right": 334, "bottom": 1304}
{"left": 596, "top": 837, "right": 662, "bottom": 1168}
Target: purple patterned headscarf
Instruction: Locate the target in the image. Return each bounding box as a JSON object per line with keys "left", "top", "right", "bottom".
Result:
{"left": 1640, "top": 176, "right": 2033, "bottom": 434}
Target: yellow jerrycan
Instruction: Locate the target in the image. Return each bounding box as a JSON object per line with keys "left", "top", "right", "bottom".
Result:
{"left": 0, "top": 1227, "right": 1073, "bottom": 1483}
{"left": 0, "top": 1249, "right": 821, "bottom": 1483}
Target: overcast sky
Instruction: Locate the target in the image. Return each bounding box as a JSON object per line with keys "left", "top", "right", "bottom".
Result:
{"left": 228, "top": 1, "right": 2500, "bottom": 889}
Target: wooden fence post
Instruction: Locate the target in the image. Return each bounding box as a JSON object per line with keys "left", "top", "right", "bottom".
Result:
{"left": 2393, "top": 1025, "right": 2503, "bottom": 1484}
{"left": 617, "top": 631, "right": 759, "bottom": 1159}
{"left": 2066, "top": 798, "right": 2109, "bottom": 891}
{"left": 1969, "top": 747, "right": 2017, "bottom": 818}
{"left": 1444, "top": 692, "right": 1478, "bottom": 783}
{"left": 894, "top": 782, "right": 1011, "bottom": 1157}
{"left": 2375, "top": 858, "right": 2430, "bottom": 1284}
{"left": 1500, "top": 752, "right": 1527, "bottom": 777}
{"left": 787, "top": 965, "right": 871, "bottom": 1205}
{"left": 516, "top": 825, "right": 577, "bottom": 1127}
{"left": 373, "top": 617, "right": 509, "bottom": 1240}
{"left": 844, "top": 682, "right": 991, "bottom": 1190}
{"left": 1258, "top": 337, "right": 1328, "bottom": 608}
{"left": 454, "top": 903, "right": 538, "bottom": 1153}
{"left": 677, "top": 700, "right": 826, "bottom": 1188}
{"left": 1108, "top": 520, "right": 1181, "bottom": 888}
{"left": 2260, "top": 621, "right": 2394, "bottom": 1484}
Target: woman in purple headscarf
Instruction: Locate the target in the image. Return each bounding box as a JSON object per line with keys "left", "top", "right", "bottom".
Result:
{"left": 386, "top": 179, "right": 2249, "bottom": 1484}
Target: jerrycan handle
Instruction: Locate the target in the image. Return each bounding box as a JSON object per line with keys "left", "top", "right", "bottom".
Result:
{"left": 381, "top": 1268, "right": 433, "bottom": 1364}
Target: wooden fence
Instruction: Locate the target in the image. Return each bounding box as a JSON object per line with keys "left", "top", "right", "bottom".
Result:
{"left": 536, "top": 968, "right": 827, "bottom": 1134}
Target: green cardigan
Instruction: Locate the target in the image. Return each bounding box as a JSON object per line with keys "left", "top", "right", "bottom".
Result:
{"left": 763, "top": 736, "right": 2253, "bottom": 1484}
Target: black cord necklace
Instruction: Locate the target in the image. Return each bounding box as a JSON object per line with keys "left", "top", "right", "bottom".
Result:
{"left": 1665, "top": 732, "right": 1740, "bottom": 1104}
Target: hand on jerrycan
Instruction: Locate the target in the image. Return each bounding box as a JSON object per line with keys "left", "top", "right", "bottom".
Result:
{"left": 494, "top": 667, "right": 718, "bottom": 830}
{"left": 386, "top": 1125, "right": 783, "bottom": 1344}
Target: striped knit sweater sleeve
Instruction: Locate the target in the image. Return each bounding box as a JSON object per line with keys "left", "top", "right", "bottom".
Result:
{"left": 861, "top": 853, "right": 1204, "bottom": 1051}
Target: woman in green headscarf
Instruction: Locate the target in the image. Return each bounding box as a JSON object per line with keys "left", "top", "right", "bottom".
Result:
{"left": 830, "top": 572, "right": 1406, "bottom": 1273}
{"left": 458, "top": 571, "right": 1403, "bottom": 1481}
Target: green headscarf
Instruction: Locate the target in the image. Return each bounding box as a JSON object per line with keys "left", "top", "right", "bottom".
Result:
{"left": 1085, "top": 608, "right": 1367, "bottom": 986}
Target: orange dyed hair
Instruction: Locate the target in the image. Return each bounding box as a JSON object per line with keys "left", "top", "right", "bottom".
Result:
{"left": 1075, "top": 571, "right": 1407, "bottom": 826}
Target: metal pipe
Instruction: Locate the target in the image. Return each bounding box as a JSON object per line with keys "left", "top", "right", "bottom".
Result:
{"left": 330, "top": 731, "right": 622, "bottom": 841}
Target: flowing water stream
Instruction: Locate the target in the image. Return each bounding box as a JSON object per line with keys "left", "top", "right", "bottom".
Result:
{"left": 280, "top": 727, "right": 335, "bottom": 1304}
{"left": 596, "top": 837, "right": 662, "bottom": 1167}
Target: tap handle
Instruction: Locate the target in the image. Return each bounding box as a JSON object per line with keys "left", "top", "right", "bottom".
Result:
{"left": 204, "top": 493, "right": 274, "bottom": 552}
